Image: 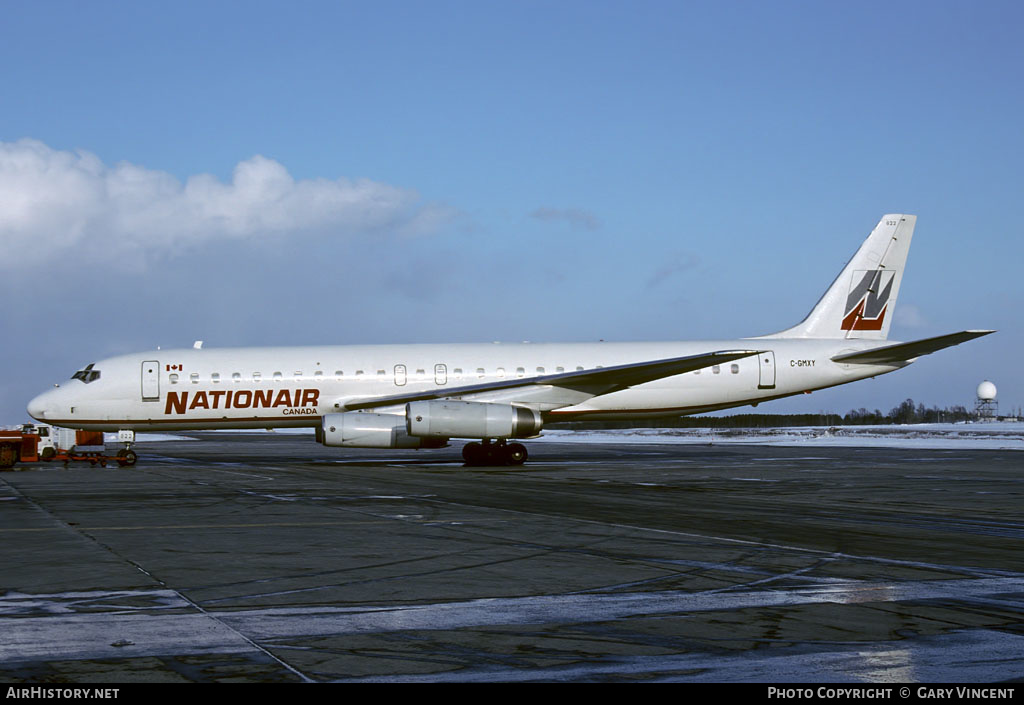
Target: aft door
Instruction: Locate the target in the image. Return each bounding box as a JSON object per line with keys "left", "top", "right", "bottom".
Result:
{"left": 141, "top": 361, "right": 160, "bottom": 401}
{"left": 758, "top": 351, "right": 776, "bottom": 390}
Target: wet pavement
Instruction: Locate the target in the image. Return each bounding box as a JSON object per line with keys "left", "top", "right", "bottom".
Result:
{"left": 1, "top": 435, "right": 1022, "bottom": 682}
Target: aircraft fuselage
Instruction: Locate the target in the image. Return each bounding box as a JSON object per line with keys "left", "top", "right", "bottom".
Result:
{"left": 27, "top": 339, "right": 902, "bottom": 432}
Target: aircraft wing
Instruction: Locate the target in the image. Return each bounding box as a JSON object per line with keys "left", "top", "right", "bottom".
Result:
{"left": 341, "top": 349, "right": 762, "bottom": 411}
{"left": 831, "top": 330, "right": 995, "bottom": 365}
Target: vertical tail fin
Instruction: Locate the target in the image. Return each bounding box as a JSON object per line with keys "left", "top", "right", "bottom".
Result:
{"left": 769, "top": 214, "right": 916, "bottom": 340}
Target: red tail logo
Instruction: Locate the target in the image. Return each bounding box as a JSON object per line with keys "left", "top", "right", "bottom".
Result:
{"left": 842, "top": 270, "right": 894, "bottom": 331}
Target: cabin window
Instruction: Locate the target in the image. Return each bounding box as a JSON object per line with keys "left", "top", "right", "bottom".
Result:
{"left": 477, "top": 368, "right": 486, "bottom": 378}
{"left": 516, "top": 367, "right": 525, "bottom": 377}
{"left": 731, "top": 364, "right": 739, "bottom": 374}
{"left": 712, "top": 365, "right": 720, "bottom": 374}
{"left": 334, "top": 370, "right": 344, "bottom": 379}
{"left": 314, "top": 370, "right": 323, "bottom": 378}
{"left": 576, "top": 366, "right": 584, "bottom": 371}
{"left": 169, "top": 374, "right": 179, "bottom": 384}
{"left": 273, "top": 372, "right": 283, "bottom": 381}
{"left": 294, "top": 371, "right": 303, "bottom": 379}
{"left": 377, "top": 369, "right": 386, "bottom": 377}
{"left": 355, "top": 370, "right": 363, "bottom": 376}
{"left": 190, "top": 373, "right": 200, "bottom": 384}
{"left": 694, "top": 369, "right": 701, "bottom": 375}
{"left": 232, "top": 373, "right": 241, "bottom": 382}
{"left": 453, "top": 368, "right": 463, "bottom": 380}
{"left": 416, "top": 368, "right": 425, "bottom": 377}
{"left": 536, "top": 367, "right": 545, "bottom": 374}
{"left": 556, "top": 366, "right": 564, "bottom": 373}
{"left": 253, "top": 372, "right": 262, "bottom": 382}
{"left": 211, "top": 373, "right": 220, "bottom": 383}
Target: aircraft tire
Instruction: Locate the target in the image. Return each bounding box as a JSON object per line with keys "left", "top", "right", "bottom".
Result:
{"left": 504, "top": 443, "right": 528, "bottom": 465}
{"left": 117, "top": 449, "right": 138, "bottom": 467}
{"left": 462, "top": 441, "right": 528, "bottom": 467}
{"left": 462, "top": 442, "right": 484, "bottom": 465}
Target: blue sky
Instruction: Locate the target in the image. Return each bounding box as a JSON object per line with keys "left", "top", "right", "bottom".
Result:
{"left": 1, "top": 1, "right": 1021, "bottom": 423}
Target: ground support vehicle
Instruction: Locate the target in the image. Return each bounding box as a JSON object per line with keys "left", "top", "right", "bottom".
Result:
{"left": 0, "top": 425, "right": 137, "bottom": 469}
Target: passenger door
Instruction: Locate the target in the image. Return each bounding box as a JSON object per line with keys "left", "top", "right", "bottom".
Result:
{"left": 758, "top": 351, "right": 776, "bottom": 390}
{"left": 141, "top": 361, "right": 160, "bottom": 401}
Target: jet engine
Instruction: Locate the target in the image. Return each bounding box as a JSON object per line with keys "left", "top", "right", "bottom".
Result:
{"left": 406, "top": 400, "right": 543, "bottom": 439}
{"left": 318, "top": 412, "right": 438, "bottom": 449}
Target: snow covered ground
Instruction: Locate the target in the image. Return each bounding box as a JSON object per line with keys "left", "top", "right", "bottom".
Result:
{"left": 534, "top": 422, "right": 1024, "bottom": 451}
{"left": 102, "top": 432, "right": 200, "bottom": 443}
{"left": 92, "top": 422, "right": 1024, "bottom": 451}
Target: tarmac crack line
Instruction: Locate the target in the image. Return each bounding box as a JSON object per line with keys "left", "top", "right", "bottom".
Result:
{"left": 0, "top": 475, "right": 316, "bottom": 683}
{"left": 392, "top": 490, "right": 1020, "bottom": 581}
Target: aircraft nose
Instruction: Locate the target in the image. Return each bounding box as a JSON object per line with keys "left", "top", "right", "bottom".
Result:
{"left": 27, "top": 390, "right": 54, "bottom": 421}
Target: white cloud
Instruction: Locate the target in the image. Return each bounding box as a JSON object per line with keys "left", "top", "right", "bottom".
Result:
{"left": 894, "top": 303, "right": 929, "bottom": 329}
{"left": 647, "top": 251, "right": 700, "bottom": 288}
{"left": 530, "top": 206, "right": 601, "bottom": 230}
{"left": 0, "top": 139, "right": 453, "bottom": 270}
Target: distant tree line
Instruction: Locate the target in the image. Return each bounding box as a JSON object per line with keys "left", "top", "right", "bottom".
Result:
{"left": 842, "top": 399, "right": 973, "bottom": 425}
{"left": 550, "top": 399, "right": 974, "bottom": 430}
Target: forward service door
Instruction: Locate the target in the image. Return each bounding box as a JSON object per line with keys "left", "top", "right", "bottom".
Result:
{"left": 141, "top": 361, "right": 160, "bottom": 401}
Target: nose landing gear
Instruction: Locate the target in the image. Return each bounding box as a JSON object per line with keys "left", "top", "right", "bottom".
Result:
{"left": 116, "top": 430, "right": 137, "bottom": 467}
{"left": 116, "top": 448, "right": 138, "bottom": 467}
{"left": 462, "top": 439, "right": 528, "bottom": 466}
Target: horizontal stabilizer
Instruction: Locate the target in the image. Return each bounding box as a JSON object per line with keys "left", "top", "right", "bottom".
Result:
{"left": 343, "top": 349, "right": 762, "bottom": 411}
{"left": 831, "top": 330, "right": 995, "bottom": 365}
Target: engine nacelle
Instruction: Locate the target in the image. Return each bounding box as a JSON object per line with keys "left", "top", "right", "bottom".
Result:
{"left": 406, "top": 400, "right": 543, "bottom": 439}
{"left": 319, "top": 412, "right": 431, "bottom": 448}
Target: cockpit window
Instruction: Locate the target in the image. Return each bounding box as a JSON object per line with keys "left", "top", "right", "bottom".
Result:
{"left": 71, "top": 363, "right": 101, "bottom": 384}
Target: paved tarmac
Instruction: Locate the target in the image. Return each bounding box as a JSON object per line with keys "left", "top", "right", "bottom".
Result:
{"left": 1, "top": 434, "right": 1022, "bottom": 683}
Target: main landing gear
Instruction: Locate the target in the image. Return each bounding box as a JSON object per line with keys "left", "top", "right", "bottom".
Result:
{"left": 462, "top": 439, "right": 528, "bottom": 466}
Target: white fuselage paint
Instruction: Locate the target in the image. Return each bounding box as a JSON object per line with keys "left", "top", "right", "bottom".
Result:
{"left": 26, "top": 339, "right": 904, "bottom": 432}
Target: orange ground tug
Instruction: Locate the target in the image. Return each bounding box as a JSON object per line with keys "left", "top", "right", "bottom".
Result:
{"left": 0, "top": 424, "right": 137, "bottom": 469}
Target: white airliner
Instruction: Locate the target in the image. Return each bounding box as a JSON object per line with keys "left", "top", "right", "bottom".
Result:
{"left": 27, "top": 214, "right": 993, "bottom": 465}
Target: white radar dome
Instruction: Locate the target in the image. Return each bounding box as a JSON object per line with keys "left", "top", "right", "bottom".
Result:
{"left": 977, "top": 380, "right": 997, "bottom": 401}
